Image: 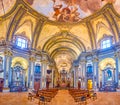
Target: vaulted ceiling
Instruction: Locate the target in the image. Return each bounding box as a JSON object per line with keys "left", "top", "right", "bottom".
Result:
{"left": 0, "top": 0, "right": 120, "bottom": 72}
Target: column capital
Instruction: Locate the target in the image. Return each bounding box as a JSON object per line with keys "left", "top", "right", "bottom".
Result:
{"left": 92, "top": 57, "right": 99, "bottom": 62}
{"left": 80, "top": 59, "right": 87, "bottom": 64}
{"left": 29, "top": 56, "right": 36, "bottom": 62}
{"left": 4, "top": 49, "right": 13, "bottom": 57}
{"left": 40, "top": 60, "right": 49, "bottom": 64}
{"left": 48, "top": 63, "right": 54, "bottom": 69}
{"left": 114, "top": 51, "right": 120, "bottom": 58}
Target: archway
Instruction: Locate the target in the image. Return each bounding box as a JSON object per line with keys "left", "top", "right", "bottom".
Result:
{"left": 10, "top": 57, "right": 28, "bottom": 92}
{"left": 42, "top": 32, "right": 86, "bottom": 88}
{"left": 99, "top": 58, "right": 116, "bottom": 91}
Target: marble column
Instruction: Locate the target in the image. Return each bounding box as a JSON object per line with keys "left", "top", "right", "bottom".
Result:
{"left": 41, "top": 60, "right": 47, "bottom": 89}
{"left": 93, "top": 57, "right": 99, "bottom": 90}
{"left": 51, "top": 69, "right": 53, "bottom": 88}
{"left": 118, "top": 54, "right": 120, "bottom": 87}
{"left": 3, "top": 55, "right": 7, "bottom": 88}
{"left": 3, "top": 50, "right": 13, "bottom": 88}
{"left": 74, "top": 68, "right": 76, "bottom": 88}
{"left": 81, "top": 60, "right": 86, "bottom": 89}
{"left": 115, "top": 58, "right": 119, "bottom": 86}
{"left": 28, "top": 56, "right": 36, "bottom": 89}
{"left": 114, "top": 52, "right": 119, "bottom": 87}
{"left": 28, "top": 61, "right": 31, "bottom": 88}
{"left": 48, "top": 64, "right": 54, "bottom": 88}
{"left": 8, "top": 56, "right": 12, "bottom": 87}
{"left": 74, "top": 65, "right": 79, "bottom": 88}
{"left": 30, "top": 62, "right": 35, "bottom": 89}
{"left": 102, "top": 71, "right": 104, "bottom": 87}
{"left": 71, "top": 65, "right": 76, "bottom": 88}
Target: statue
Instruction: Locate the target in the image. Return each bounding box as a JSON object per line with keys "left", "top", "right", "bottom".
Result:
{"left": 107, "top": 70, "right": 112, "bottom": 78}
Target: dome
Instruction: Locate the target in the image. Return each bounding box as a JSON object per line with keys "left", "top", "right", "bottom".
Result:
{"left": 23, "top": 0, "right": 120, "bottom": 22}
{"left": 0, "top": 0, "right": 16, "bottom": 16}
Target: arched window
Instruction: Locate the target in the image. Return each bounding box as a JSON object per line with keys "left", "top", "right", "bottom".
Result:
{"left": 16, "top": 37, "right": 28, "bottom": 49}
{"left": 101, "top": 39, "right": 111, "bottom": 49}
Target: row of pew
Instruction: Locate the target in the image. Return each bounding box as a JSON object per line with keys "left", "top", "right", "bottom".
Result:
{"left": 69, "top": 88, "right": 97, "bottom": 105}
{"left": 28, "top": 88, "right": 58, "bottom": 105}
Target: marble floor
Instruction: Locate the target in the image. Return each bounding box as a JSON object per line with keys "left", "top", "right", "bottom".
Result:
{"left": 0, "top": 90, "right": 120, "bottom": 105}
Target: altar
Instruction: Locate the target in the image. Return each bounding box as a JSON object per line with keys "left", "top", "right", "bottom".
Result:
{"left": 60, "top": 82, "right": 67, "bottom": 88}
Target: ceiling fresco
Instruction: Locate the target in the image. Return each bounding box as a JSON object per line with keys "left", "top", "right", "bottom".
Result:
{"left": 0, "top": 0, "right": 16, "bottom": 16}
{"left": 0, "top": 0, "right": 120, "bottom": 22}
{"left": 24, "top": 0, "right": 120, "bottom": 22}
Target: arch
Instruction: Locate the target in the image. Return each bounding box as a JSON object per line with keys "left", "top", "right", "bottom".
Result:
{"left": 42, "top": 32, "right": 86, "bottom": 60}
{"left": 15, "top": 19, "right": 34, "bottom": 41}
{"left": 10, "top": 56, "right": 29, "bottom": 91}
{"left": 6, "top": 5, "right": 26, "bottom": 41}
{"left": 11, "top": 57, "right": 28, "bottom": 70}
{"left": 42, "top": 32, "right": 86, "bottom": 52}
{"left": 99, "top": 58, "right": 115, "bottom": 70}
{"left": 45, "top": 39, "right": 83, "bottom": 52}
{"left": 50, "top": 47, "right": 78, "bottom": 59}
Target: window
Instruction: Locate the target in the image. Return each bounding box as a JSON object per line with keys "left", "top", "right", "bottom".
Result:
{"left": 101, "top": 39, "right": 111, "bottom": 49}
{"left": 16, "top": 37, "right": 28, "bottom": 48}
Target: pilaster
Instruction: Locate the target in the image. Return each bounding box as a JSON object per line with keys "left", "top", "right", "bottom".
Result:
{"left": 28, "top": 56, "right": 36, "bottom": 89}
{"left": 40, "top": 60, "right": 48, "bottom": 89}
{"left": 80, "top": 59, "right": 87, "bottom": 89}
{"left": 92, "top": 56, "right": 99, "bottom": 90}
{"left": 3, "top": 49, "right": 13, "bottom": 88}
{"left": 114, "top": 52, "right": 119, "bottom": 87}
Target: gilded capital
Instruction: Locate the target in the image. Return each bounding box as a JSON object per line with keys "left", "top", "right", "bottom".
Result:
{"left": 29, "top": 56, "right": 36, "bottom": 62}
{"left": 92, "top": 57, "right": 99, "bottom": 62}
{"left": 4, "top": 50, "right": 13, "bottom": 56}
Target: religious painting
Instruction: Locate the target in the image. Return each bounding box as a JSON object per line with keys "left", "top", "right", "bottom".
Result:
{"left": 35, "top": 64, "right": 41, "bottom": 74}
{"left": 104, "top": 68, "right": 113, "bottom": 82}
{"left": 0, "top": 0, "right": 16, "bottom": 16}
{"left": 12, "top": 63, "right": 25, "bottom": 86}
{"left": 24, "top": 0, "right": 120, "bottom": 22}
{"left": 87, "top": 64, "right": 93, "bottom": 74}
